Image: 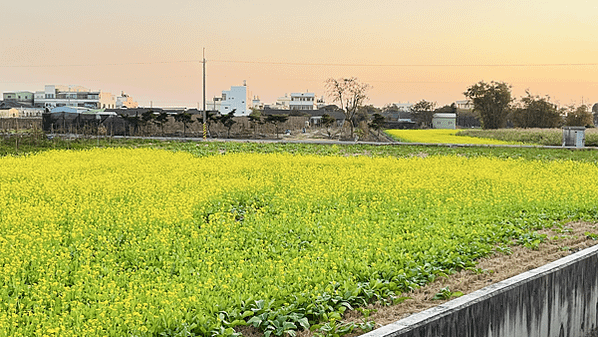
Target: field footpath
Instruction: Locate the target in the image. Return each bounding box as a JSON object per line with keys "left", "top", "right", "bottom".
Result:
{"left": 106, "top": 135, "right": 598, "bottom": 150}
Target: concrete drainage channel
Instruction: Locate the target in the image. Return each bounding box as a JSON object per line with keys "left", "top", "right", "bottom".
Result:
{"left": 362, "top": 244, "right": 598, "bottom": 337}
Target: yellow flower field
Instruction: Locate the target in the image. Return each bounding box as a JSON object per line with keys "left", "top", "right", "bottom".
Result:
{"left": 386, "top": 129, "right": 520, "bottom": 145}
{"left": 1, "top": 148, "right": 597, "bottom": 336}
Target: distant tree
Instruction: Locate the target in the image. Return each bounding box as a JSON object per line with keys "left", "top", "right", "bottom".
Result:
{"left": 369, "top": 113, "right": 386, "bottom": 137}
{"left": 325, "top": 77, "right": 371, "bottom": 138}
{"left": 382, "top": 103, "right": 399, "bottom": 113}
{"left": 265, "top": 114, "right": 289, "bottom": 139}
{"left": 120, "top": 112, "right": 140, "bottom": 136}
{"left": 410, "top": 100, "right": 437, "bottom": 128}
{"left": 435, "top": 103, "right": 457, "bottom": 114}
{"left": 248, "top": 109, "right": 264, "bottom": 139}
{"left": 355, "top": 105, "right": 379, "bottom": 126}
{"left": 511, "top": 91, "right": 562, "bottom": 128}
{"left": 464, "top": 81, "right": 512, "bottom": 129}
{"left": 174, "top": 111, "right": 195, "bottom": 137}
{"left": 382, "top": 103, "right": 406, "bottom": 121}
{"left": 320, "top": 113, "right": 336, "bottom": 139}
{"left": 214, "top": 110, "right": 237, "bottom": 138}
{"left": 154, "top": 111, "right": 169, "bottom": 136}
{"left": 140, "top": 109, "right": 155, "bottom": 135}
{"left": 564, "top": 104, "right": 594, "bottom": 127}
{"left": 322, "top": 104, "right": 340, "bottom": 112}
{"left": 592, "top": 103, "right": 598, "bottom": 127}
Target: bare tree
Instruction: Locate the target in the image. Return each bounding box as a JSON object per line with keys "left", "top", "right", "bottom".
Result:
{"left": 325, "top": 77, "right": 371, "bottom": 139}
{"left": 265, "top": 114, "right": 289, "bottom": 139}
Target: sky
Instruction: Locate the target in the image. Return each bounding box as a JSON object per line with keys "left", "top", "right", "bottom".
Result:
{"left": 2, "top": 0, "right": 598, "bottom": 108}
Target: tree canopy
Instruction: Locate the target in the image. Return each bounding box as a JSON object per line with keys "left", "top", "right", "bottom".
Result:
{"left": 410, "top": 100, "right": 436, "bottom": 128}
{"left": 511, "top": 91, "right": 562, "bottom": 128}
{"left": 173, "top": 112, "right": 195, "bottom": 137}
{"left": 464, "top": 81, "right": 512, "bottom": 129}
{"left": 564, "top": 105, "right": 593, "bottom": 127}
{"left": 265, "top": 114, "right": 289, "bottom": 139}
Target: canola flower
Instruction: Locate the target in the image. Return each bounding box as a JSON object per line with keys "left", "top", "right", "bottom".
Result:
{"left": 386, "top": 129, "right": 520, "bottom": 145}
{"left": 1, "top": 148, "right": 597, "bottom": 336}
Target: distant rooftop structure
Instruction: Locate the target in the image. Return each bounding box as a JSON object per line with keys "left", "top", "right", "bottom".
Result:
{"left": 455, "top": 100, "right": 473, "bottom": 110}
{"left": 394, "top": 102, "right": 413, "bottom": 112}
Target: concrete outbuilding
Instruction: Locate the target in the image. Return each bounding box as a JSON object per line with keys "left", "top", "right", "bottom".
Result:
{"left": 432, "top": 113, "right": 456, "bottom": 129}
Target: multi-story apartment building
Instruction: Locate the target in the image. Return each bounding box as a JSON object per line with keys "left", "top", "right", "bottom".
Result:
{"left": 33, "top": 85, "right": 116, "bottom": 109}
{"left": 289, "top": 92, "right": 316, "bottom": 110}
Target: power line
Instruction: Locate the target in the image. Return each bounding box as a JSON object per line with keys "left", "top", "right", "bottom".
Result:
{"left": 1, "top": 59, "right": 598, "bottom": 68}
{"left": 0, "top": 60, "right": 199, "bottom": 68}
{"left": 210, "top": 60, "right": 598, "bottom": 68}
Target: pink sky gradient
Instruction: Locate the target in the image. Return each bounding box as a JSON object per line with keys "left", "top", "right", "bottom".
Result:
{"left": 2, "top": 0, "right": 598, "bottom": 108}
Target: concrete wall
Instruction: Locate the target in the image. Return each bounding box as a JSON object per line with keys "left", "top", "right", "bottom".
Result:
{"left": 364, "top": 244, "right": 598, "bottom": 337}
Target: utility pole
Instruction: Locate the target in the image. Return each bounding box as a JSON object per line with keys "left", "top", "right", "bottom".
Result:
{"left": 202, "top": 48, "right": 207, "bottom": 140}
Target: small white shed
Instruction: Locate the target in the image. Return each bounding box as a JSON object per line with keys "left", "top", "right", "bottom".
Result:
{"left": 432, "top": 113, "right": 457, "bottom": 129}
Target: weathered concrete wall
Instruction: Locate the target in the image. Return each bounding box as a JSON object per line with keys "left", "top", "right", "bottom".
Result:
{"left": 364, "top": 245, "right": 598, "bottom": 337}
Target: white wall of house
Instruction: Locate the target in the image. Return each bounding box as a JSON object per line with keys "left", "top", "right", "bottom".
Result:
{"left": 290, "top": 92, "right": 315, "bottom": 110}
{"left": 219, "top": 85, "right": 248, "bottom": 116}
{"left": 432, "top": 113, "right": 457, "bottom": 129}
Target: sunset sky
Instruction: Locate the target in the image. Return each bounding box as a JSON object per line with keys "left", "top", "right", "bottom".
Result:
{"left": 2, "top": 0, "right": 598, "bottom": 108}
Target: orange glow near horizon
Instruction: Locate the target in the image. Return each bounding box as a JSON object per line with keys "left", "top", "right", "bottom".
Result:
{"left": 1, "top": 0, "right": 598, "bottom": 108}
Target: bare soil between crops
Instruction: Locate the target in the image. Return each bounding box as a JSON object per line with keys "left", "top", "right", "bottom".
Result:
{"left": 237, "top": 221, "right": 598, "bottom": 337}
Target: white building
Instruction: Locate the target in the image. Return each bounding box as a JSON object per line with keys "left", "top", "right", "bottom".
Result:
{"left": 17, "top": 107, "right": 44, "bottom": 117}
{"left": 251, "top": 96, "right": 264, "bottom": 110}
{"left": 455, "top": 100, "right": 474, "bottom": 110}
{"left": 290, "top": 92, "right": 316, "bottom": 111}
{"left": 432, "top": 113, "right": 457, "bottom": 129}
{"left": 219, "top": 83, "right": 248, "bottom": 116}
{"left": 274, "top": 94, "right": 291, "bottom": 110}
{"left": 394, "top": 102, "right": 413, "bottom": 112}
{"left": 34, "top": 85, "right": 117, "bottom": 109}
{"left": 316, "top": 96, "right": 326, "bottom": 109}
{"left": 206, "top": 97, "right": 222, "bottom": 112}
{"left": 115, "top": 92, "right": 138, "bottom": 109}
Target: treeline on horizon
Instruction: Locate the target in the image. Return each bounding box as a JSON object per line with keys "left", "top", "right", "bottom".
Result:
{"left": 403, "top": 80, "right": 597, "bottom": 130}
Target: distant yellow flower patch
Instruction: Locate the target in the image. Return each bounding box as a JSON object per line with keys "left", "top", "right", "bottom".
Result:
{"left": 387, "top": 129, "right": 520, "bottom": 145}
